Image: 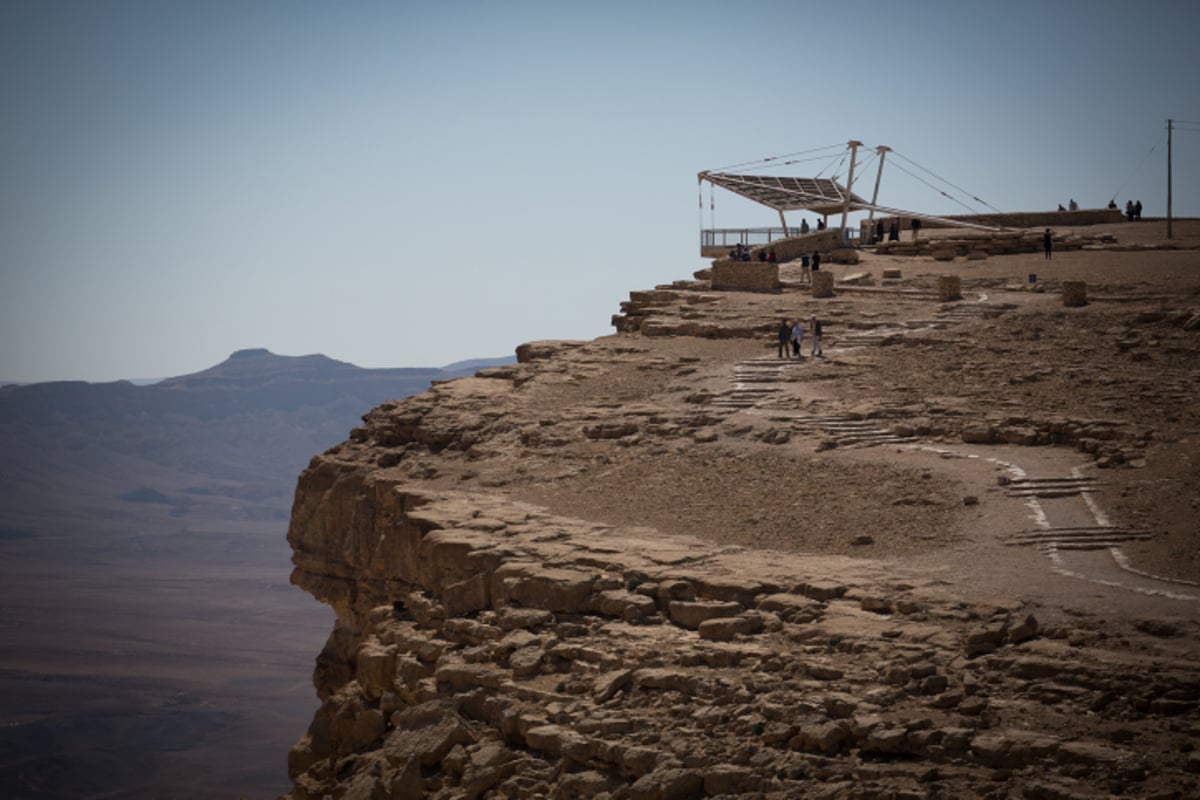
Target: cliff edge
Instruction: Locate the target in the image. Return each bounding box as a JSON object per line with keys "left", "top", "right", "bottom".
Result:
{"left": 285, "top": 222, "right": 1200, "bottom": 799}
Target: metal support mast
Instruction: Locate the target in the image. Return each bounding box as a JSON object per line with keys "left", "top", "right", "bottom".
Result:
{"left": 839, "top": 140, "right": 863, "bottom": 235}
{"left": 866, "top": 145, "right": 890, "bottom": 233}
{"left": 1167, "top": 118, "right": 1173, "bottom": 240}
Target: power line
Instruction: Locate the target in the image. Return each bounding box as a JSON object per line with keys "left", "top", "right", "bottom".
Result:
{"left": 1111, "top": 131, "right": 1167, "bottom": 201}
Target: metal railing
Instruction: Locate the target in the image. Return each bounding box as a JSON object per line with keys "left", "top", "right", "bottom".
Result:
{"left": 701, "top": 226, "right": 859, "bottom": 249}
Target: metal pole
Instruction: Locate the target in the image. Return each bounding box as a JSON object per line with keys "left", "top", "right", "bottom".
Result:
{"left": 840, "top": 140, "right": 863, "bottom": 234}
{"left": 866, "top": 145, "right": 890, "bottom": 239}
{"left": 1167, "top": 118, "right": 1173, "bottom": 240}
{"left": 778, "top": 209, "right": 789, "bottom": 238}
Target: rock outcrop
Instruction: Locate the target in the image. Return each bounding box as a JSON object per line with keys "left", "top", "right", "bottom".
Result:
{"left": 285, "top": 224, "right": 1200, "bottom": 799}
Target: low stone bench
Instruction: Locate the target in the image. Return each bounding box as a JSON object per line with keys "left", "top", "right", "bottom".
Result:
{"left": 939, "top": 275, "right": 962, "bottom": 302}
{"left": 1062, "top": 281, "right": 1087, "bottom": 307}
{"left": 812, "top": 271, "right": 835, "bottom": 298}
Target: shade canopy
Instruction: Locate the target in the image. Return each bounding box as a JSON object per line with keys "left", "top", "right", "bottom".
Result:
{"left": 699, "top": 172, "right": 868, "bottom": 217}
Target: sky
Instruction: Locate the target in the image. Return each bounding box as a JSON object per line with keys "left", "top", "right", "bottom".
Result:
{"left": 2, "top": 0, "right": 1198, "bottom": 384}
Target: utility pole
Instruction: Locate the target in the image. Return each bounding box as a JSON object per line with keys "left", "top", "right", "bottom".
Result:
{"left": 840, "top": 140, "right": 863, "bottom": 237}
{"left": 1167, "top": 118, "right": 1173, "bottom": 240}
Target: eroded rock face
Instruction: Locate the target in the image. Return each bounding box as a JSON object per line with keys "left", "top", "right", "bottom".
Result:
{"left": 285, "top": 227, "right": 1200, "bottom": 799}
{"left": 287, "top": 463, "right": 1198, "bottom": 797}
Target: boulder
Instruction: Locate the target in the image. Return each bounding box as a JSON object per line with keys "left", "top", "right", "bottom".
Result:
{"left": 698, "top": 613, "right": 763, "bottom": 641}
{"left": 630, "top": 767, "right": 704, "bottom": 800}
{"left": 384, "top": 701, "right": 476, "bottom": 767}
{"left": 667, "top": 599, "right": 744, "bottom": 629}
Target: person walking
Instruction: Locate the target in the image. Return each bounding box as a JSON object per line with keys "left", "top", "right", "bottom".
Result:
{"left": 1043, "top": 228, "right": 1053, "bottom": 260}
{"left": 810, "top": 315, "right": 823, "bottom": 358}
{"left": 778, "top": 319, "right": 791, "bottom": 359}
{"left": 791, "top": 320, "right": 804, "bottom": 358}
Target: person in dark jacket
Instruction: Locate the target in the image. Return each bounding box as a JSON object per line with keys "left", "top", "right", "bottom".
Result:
{"left": 810, "top": 315, "right": 823, "bottom": 357}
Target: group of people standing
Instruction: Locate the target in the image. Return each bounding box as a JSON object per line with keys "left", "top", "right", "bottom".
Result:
{"left": 777, "top": 316, "right": 824, "bottom": 359}
{"left": 728, "top": 243, "right": 752, "bottom": 261}
{"left": 871, "top": 219, "right": 907, "bottom": 244}
{"left": 727, "top": 244, "right": 781, "bottom": 262}
{"left": 797, "top": 250, "right": 821, "bottom": 284}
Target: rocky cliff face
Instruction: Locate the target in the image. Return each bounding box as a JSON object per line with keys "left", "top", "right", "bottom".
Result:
{"left": 285, "top": 232, "right": 1200, "bottom": 799}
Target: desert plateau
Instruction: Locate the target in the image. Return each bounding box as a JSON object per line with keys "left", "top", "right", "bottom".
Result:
{"left": 285, "top": 219, "right": 1200, "bottom": 799}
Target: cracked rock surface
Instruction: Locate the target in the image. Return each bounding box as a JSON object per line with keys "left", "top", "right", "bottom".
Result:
{"left": 286, "top": 221, "right": 1200, "bottom": 799}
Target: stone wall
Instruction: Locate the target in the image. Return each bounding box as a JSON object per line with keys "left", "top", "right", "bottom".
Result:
{"left": 767, "top": 229, "right": 844, "bottom": 262}
{"left": 708, "top": 230, "right": 845, "bottom": 293}
{"left": 873, "top": 229, "right": 1117, "bottom": 259}
{"left": 710, "top": 261, "right": 780, "bottom": 292}
{"left": 862, "top": 209, "right": 1124, "bottom": 239}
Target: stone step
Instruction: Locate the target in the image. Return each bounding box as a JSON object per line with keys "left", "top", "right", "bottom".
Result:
{"left": 787, "top": 414, "right": 917, "bottom": 448}
{"left": 724, "top": 388, "right": 779, "bottom": 397}
{"left": 1005, "top": 476, "right": 1100, "bottom": 498}
{"left": 836, "top": 434, "right": 918, "bottom": 448}
{"left": 711, "top": 401, "right": 759, "bottom": 409}
{"left": 1004, "top": 526, "right": 1152, "bottom": 549}
{"left": 838, "top": 329, "right": 909, "bottom": 346}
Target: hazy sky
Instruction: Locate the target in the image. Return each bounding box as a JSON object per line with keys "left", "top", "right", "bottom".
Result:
{"left": 2, "top": 0, "right": 1198, "bottom": 383}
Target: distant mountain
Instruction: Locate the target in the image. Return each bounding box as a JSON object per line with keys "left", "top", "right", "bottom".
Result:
{"left": 0, "top": 348, "right": 511, "bottom": 424}
{"left": 439, "top": 355, "right": 517, "bottom": 372}
{"left": 0, "top": 348, "right": 516, "bottom": 512}
{"left": 0, "top": 348, "right": 515, "bottom": 799}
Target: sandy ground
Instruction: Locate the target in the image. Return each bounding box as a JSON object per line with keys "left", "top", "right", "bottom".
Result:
{"left": 502, "top": 220, "right": 1200, "bottom": 623}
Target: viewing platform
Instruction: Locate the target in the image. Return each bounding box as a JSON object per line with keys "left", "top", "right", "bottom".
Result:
{"left": 702, "top": 226, "right": 858, "bottom": 258}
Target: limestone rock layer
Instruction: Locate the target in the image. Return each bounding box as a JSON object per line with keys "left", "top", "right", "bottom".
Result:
{"left": 285, "top": 230, "right": 1200, "bottom": 799}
